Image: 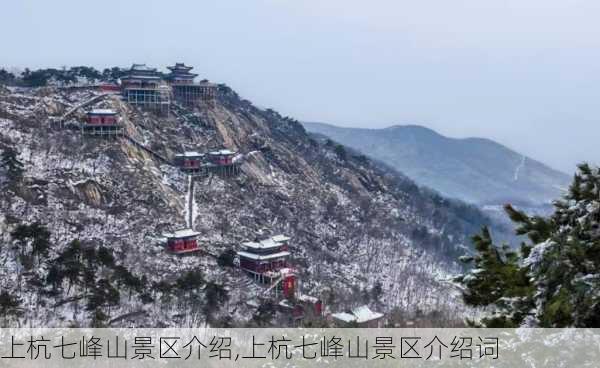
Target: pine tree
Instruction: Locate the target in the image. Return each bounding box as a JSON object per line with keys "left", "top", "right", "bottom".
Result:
{"left": 334, "top": 144, "right": 347, "bottom": 160}
{"left": 457, "top": 163, "right": 600, "bottom": 327}
{"left": 203, "top": 282, "right": 229, "bottom": 322}
{"left": 176, "top": 270, "right": 204, "bottom": 293}
{"left": 113, "top": 265, "right": 144, "bottom": 299}
{"left": 0, "top": 291, "right": 22, "bottom": 317}
{"left": 0, "top": 69, "right": 16, "bottom": 85}
{"left": 90, "top": 308, "right": 108, "bottom": 328}
{"left": 46, "top": 264, "right": 64, "bottom": 293}
{"left": 82, "top": 246, "right": 98, "bottom": 269}
{"left": 60, "top": 240, "right": 83, "bottom": 294}
{"left": 30, "top": 223, "right": 51, "bottom": 265}
{"left": 86, "top": 279, "right": 120, "bottom": 312}
{"left": 97, "top": 246, "right": 115, "bottom": 267}
{"left": 11, "top": 224, "right": 33, "bottom": 257}
{"left": 10, "top": 222, "right": 51, "bottom": 265}
{"left": 371, "top": 281, "right": 384, "bottom": 303}
{"left": 456, "top": 227, "right": 534, "bottom": 327}
{"left": 0, "top": 291, "right": 21, "bottom": 319}
{"left": 217, "top": 249, "right": 236, "bottom": 267}
{"left": 252, "top": 301, "right": 276, "bottom": 326}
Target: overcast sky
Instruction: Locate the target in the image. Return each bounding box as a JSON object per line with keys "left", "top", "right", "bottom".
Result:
{"left": 2, "top": 0, "right": 599, "bottom": 173}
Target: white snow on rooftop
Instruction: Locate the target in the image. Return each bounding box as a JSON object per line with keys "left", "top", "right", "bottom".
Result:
{"left": 236, "top": 250, "right": 290, "bottom": 261}
{"left": 272, "top": 234, "right": 291, "bottom": 242}
{"left": 259, "top": 238, "right": 279, "bottom": 248}
{"left": 332, "top": 305, "right": 384, "bottom": 324}
{"left": 164, "top": 228, "right": 201, "bottom": 238}
{"left": 209, "top": 149, "right": 235, "bottom": 155}
{"left": 243, "top": 239, "right": 277, "bottom": 249}
{"left": 298, "top": 294, "right": 319, "bottom": 303}
{"left": 242, "top": 235, "right": 290, "bottom": 249}
{"left": 88, "top": 109, "right": 116, "bottom": 115}
{"left": 241, "top": 241, "right": 261, "bottom": 248}
{"left": 175, "top": 151, "right": 203, "bottom": 157}
{"left": 352, "top": 305, "right": 384, "bottom": 323}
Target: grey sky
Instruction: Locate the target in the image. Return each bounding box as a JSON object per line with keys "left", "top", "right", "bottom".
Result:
{"left": 2, "top": 0, "right": 599, "bottom": 173}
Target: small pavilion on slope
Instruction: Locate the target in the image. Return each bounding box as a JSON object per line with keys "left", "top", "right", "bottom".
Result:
{"left": 331, "top": 305, "right": 385, "bottom": 328}
{"left": 207, "top": 149, "right": 240, "bottom": 176}
{"left": 82, "top": 109, "right": 122, "bottom": 136}
{"left": 174, "top": 151, "right": 208, "bottom": 176}
{"left": 237, "top": 235, "right": 291, "bottom": 281}
{"left": 164, "top": 228, "right": 201, "bottom": 254}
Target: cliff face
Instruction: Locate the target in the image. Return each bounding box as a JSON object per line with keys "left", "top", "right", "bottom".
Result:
{"left": 0, "top": 85, "right": 504, "bottom": 327}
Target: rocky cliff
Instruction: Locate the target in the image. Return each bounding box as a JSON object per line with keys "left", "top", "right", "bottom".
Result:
{"left": 0, "top": 85, "right": 506, "bottom": 327}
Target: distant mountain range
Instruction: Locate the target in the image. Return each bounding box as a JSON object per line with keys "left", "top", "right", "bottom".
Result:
{"left": 304, "top": 122, "right": 570, "bottom": 206}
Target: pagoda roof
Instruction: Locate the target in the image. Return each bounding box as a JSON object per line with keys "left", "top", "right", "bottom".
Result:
{"left": 121, "top": 74, "right": 162, "bottom": 80}
{"left": 352, "top": 306, "right": 384, "bottom": 323}
{"left": 166, "top": 63, "right": 198, "bottom": 82}
{"left": 242, "top": 235, "right": 290, "bottom": 250}
{"left": 209, "top": 149, "right": 236, "bottom": 156}
{"left": 237, "top": 250, "right": 290, "bottom": 261}
{"left": 175, "top": 151, "right": 204, "bottom": 158}
{"left": 332, "top": 305, "right": 384, "bottom": 324}
{"left": 272, "top": 235, "right": 291, "bottom": 243}
{"left": 242, "top": 239, "right": 278, "bottom": 250}
{"left": 165, "top": 228, "right": 200, "bottom": 238}
{"left": 121, "top": 64, "right": 162, "bottom": 80}
{"left": 167, "top": 63, "right": 194, "bottom": 72}
{"left": 129, "top": 63, "right": 157, "bottom": 72}
{"left": 88, "top": 109, "right": 116, "bottom": 115}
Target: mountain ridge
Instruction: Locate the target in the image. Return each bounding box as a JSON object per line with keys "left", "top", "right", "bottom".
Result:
{"left": 303, "top": 121, "right": 570, "bottom": 206}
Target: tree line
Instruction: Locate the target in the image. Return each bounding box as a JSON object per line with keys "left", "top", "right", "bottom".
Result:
{"left": 1, "top": 219, "right": 230, "bottom": 327}
{"left": 0, "top": 66, "right": 127, "bottom": 87}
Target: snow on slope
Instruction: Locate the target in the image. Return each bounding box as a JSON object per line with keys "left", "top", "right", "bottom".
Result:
{"left": 0, "top": 85, "right": 503, "bottom": 327}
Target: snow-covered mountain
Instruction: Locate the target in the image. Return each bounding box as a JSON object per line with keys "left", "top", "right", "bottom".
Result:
{"left": 303, "top": 122, "right": 570, "bottom": 206}
{"left": 0, "top": 84, "right": 509, "bottom": 327}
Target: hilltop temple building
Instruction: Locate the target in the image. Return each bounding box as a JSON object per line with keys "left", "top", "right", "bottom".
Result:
{"left": 115, "top": 62, "right": 218, "bottom": 113}
{"left": 165, "top": 63, "right": 217, "bottom": 106}
{"left": 120, "top": 64, "right": 171, "bottom": 113}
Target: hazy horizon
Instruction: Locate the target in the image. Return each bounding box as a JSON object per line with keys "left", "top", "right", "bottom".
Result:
{"left": 3, "top": 0, "right": 599, "bottom": 173}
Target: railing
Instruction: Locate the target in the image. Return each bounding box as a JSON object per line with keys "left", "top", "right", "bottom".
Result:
{"left": 60, "top": 93, "right": 111, "bottom": 123}
{"left": 122, "top": 134, "right": 171, "bottom": 165}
